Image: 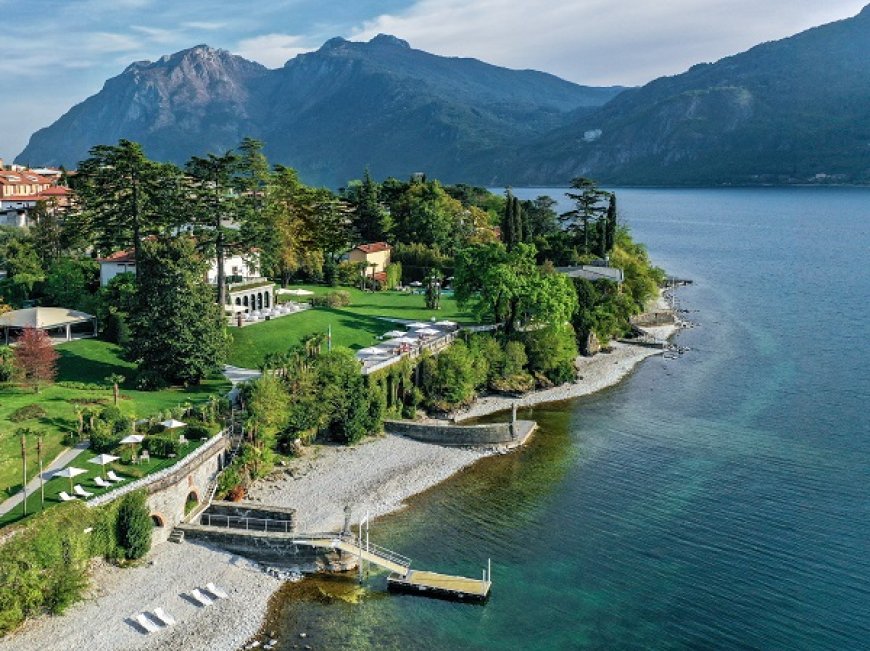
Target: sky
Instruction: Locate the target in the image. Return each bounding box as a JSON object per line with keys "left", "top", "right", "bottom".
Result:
{"left": 1, "top": 0, "right": 866, "bottom": 159}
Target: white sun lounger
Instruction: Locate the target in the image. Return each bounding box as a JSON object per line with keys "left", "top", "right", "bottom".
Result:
{"left": 58, "top": 491, "right": 77, "bottom": 502}
{"left": 135, "top": 613, "right": 160, "bottom": 634}
{"left": 94, "top": 477, "right": 112, "bottom": 488}
{"left": 73, "top": 484, "right": 94, "bottom": 498}
{"left": 107, "top": 470, "right": 124, "bottom": 482}
{"left": 151, "top": 607, "right": 176, "bottom": 626}
{"left": 190, "top": 589, "right": 213, "bottom": 606}
{"left": 204, "top": 582, "right": 229, "bottom": 599}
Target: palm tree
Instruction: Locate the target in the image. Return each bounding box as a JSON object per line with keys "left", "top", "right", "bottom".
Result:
{"left": 105, "top": 373, "right": 125, "bottom": 406}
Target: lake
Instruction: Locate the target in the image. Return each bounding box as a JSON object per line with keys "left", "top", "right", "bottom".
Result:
{"left": 264, "top": 187, "right": 870, "bottom": 650}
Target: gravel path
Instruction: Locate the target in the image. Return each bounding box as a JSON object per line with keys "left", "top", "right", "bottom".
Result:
{"left": 247, "top": 434, "right": 489, "bottom": 532}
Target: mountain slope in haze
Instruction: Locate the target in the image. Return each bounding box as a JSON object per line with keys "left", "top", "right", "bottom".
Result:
{"left": 511, "top": 5, "right": 870, "bottom": 185}
{"left": 20, "top": 46, "right": 269, "bottom": 169}
{"left": 16, "top": 35, "right": 623, "bottom": 187}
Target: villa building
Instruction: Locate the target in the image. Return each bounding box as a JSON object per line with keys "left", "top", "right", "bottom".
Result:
{"left": 0, "top": 164, "right": 72, "bottom": 227}
{"left": 347, "top": 241, "right": 392, "bottom": 285}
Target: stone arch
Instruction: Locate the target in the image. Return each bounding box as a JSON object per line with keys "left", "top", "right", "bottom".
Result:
{"left": 150, "top": 512, "right": 166, "bottom": 528}
{"left": 184, "top": 488, "right": 201, "bottom": 516}
{"left": 235, "top": 297, "right": 241, "bottom": 306}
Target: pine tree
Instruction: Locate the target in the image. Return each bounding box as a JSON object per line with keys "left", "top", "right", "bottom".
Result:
{"left": 355, "top": 168, "right": 392, "bottom": 242}
{"left": 126, "top": 237, "right": 228, "bottom": 387}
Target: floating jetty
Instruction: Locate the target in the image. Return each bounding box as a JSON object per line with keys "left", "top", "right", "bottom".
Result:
{"left": 388, "top": 568, "right": 491, "bottom": 602}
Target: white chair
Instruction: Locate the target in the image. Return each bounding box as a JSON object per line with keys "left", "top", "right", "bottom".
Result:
{"left": 107, "top": 470, "right": 125, "bottom": 482}
{"left": 58, "top": 491, "right": 77, "bottom": 502}
{"left": 190, "top": 588, "right": 213, "bottom": 607}
{"left": 134, "top": 613, "right": 160, "bottom": 634}
{"left": 94, "top": 477, "right": 112, "bottom": 488}
{"left": 73, "top": 484, "right": 93, "bottom": 498}
{"left": 204, "top": 582, "right": 229, "bottom": 599}
{"left": 151, "top": 607, "right": 176, "bottom": 627}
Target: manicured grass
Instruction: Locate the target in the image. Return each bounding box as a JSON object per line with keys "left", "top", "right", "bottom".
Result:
{"left": 229, "top": 286, "right": 476, "bottom": 368}
{"left": 0, "top": 440, "right": 205, "bottom": 528}
{"left": 0, "top": 339, "right": 229, "bottom": 499}
{"left": 286, "top": 285, "right": 475, "bottom": 323}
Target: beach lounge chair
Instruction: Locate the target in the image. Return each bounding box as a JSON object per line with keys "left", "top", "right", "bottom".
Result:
{"left": 73, "top": 484, "right": 94, "bottom": 498}
{"left": 151, "top": 607, "right": 176, "bottom": 627}
{"left": 190, "top": 588, "right": 213, "bottom": 607}
{"left": 134, "top": 613, "right": 160, "bottom": 634}
{"left": 94, "top": 476, "right": 112, "bottom": 488}
{"left": 58, "top": 491, "right": 77, "bottom": 502}
{"left": 107, "top": 470, "right": 124, "bottom": 482}
{"left": 204, "top": 582, "right": 229, "bottom": 599}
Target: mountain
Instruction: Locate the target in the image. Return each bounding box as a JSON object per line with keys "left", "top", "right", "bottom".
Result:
{"left": 510, "top": 6, "right": 870, "bottom": 186}
{"left": 16, "top": 35, "right": 623, "bottom": 187}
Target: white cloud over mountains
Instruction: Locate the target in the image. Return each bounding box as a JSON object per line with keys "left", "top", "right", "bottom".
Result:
{"left": 350, "top": 0, "right": 868, "bottom": 85}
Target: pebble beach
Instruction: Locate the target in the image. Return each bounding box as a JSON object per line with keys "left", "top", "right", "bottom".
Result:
{"left": 0, "top": 319, "right": 678, "bottom": 651}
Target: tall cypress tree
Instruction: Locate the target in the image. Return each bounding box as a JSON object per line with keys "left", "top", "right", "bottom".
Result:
{"left": 502, "top": 191, "right": 515, "bottom": 249}
{"left": 605, "top": 193, "right": 617, "bottom": 253}
{"left": 512, "top": 196, "right": 525, "bottom": 244}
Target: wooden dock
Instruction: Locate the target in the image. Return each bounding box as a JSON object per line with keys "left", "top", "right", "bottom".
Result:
{"left": 388, "top": 569, "right": 491, "bottom": 602}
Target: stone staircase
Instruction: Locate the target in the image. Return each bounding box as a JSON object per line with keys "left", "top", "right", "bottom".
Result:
{"left": 168, "top": 528, "right": 185, "bottom": 544}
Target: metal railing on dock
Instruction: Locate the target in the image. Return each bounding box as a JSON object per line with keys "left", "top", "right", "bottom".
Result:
{"left": 199, "top": 512, "right": 295, "bottom": 533}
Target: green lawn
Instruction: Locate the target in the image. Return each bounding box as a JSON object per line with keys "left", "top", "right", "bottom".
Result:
{"left": 0, "top": 440, "right": 205, "bottom": 528}
{"left": 0, "top": 339, "right": 229, "bottom": 500}
{"left": 228, "top": 285, "right": 476, "bottom": 368}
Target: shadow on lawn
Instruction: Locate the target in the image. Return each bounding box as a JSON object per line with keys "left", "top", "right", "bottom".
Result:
{"left": 57, "top": 346, "right": 135, "bottom": 386}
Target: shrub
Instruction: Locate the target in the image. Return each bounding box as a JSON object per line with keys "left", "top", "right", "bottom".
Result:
{"left": 9, "top": 403, "right": 47, "bottom": 422}
{"left": 419, "top": 341, "right": 478, "bottom": 411}
{"left": 142, "top": 434, "right": 180, "bottom": 458}
{"left": 89, "top": 422, "right": 121, "bottom": 454}
{"left": 115, "top": 491, "right": 151, "bottom": 560}
{"left": 0, "top": 345, "right": 16, "bottom": 382}
{"left": 310, "top": 290, "right": 351, "bottom": 308}
{"left": 185, "top": 424, "right": 211, "bottom": 440}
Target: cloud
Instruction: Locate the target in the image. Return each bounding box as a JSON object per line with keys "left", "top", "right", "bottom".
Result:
{"left": 235, "top": 33, "right": 313, "bottom": 67}
{"left": 182, "top": 21, "right": 226, "bottom": 30}
{"left": 349, "top": 0, "right": 869, "bottom": 85}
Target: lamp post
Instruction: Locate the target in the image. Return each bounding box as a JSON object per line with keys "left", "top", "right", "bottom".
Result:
{"left": 37, "top": 436, "right": 44, "bottom": 510}
{"left": 20, "top": 435, "right": 27, "bottom": 517}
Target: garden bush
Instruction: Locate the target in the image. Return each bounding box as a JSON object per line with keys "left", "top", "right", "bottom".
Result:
{"left": 310, "top": 290, "right": 351, "bottom": 308}
{"left": 142, "top": 434, "right": 180, "bottom": 458}
{"left": 9, "top": 403, "right": 47, "bottom": 422}
{"left": 185, "top": 424, "right": 211, "bottom": 440}
{"left": 115, "top": 491, "right": 151, "bottom": 560}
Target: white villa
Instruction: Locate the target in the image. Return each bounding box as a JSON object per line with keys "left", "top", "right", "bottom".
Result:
{"left": 98, "top": 248, "right": 274, "bottom": 315}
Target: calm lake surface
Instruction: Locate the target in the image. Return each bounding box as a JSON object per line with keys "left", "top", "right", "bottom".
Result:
{"left": 265, "top": 188, "right": 869, "bottom": 650}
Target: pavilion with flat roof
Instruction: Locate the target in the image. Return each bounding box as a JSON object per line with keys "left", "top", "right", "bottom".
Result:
{"left": 0, "top": 307, "right": 97, "bottom": 344}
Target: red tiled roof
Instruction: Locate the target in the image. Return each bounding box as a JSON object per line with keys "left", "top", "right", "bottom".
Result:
{"left": 97, "top": 250, "right": 136, "bottom": 264}
{"left": 354, "top": 242, "right": 391, "bottom": 254}
{"left": 373, "top": 271, "right": 387, "bottom": 282}
{"left": 38, "top": 186, "right": 70, "bottom": 196}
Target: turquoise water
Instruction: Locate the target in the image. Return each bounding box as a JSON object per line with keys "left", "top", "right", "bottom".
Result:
{"left": 266, "top": 188, "right": 869, "bottom": 650}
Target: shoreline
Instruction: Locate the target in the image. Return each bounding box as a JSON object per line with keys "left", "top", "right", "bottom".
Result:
{"left": 0, "top": 311, "right": 681, "bottom": 651}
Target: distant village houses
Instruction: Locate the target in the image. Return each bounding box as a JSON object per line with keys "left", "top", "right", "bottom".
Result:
{"left": 0, "top": 159, "right": 71, "bottom": 227}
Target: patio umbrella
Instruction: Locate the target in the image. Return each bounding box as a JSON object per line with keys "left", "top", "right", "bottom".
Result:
{"left": 416, "top": 328, "right": 441, "bottom": 336}
{"left": 406, "top": 322, "right": 430, "bottom": 329}
{"left": 393, "top": 336, "right": 419, "bottom": 344}
{"left": 409, "top": 281, "right": 423, "bottom": 287}
{"left": 434, "top": 320, "right": 458, "bottom": 328}
{"left": 88, "top": 453, "right": 119, "bottom": 479}
{"left": 53, "top": 466, "right": 86, "bottom": 493}
{"left": 119, "top": 433, "right": 145, "bottom": 461}
{"left": 159, "top": 418, "right": 187, "bottom": 430}
{"left": 382, "top": 330, "right": 408, "bottom": 338}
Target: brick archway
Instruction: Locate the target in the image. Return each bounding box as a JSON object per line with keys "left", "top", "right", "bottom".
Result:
{"left": 150, "top": 512, "right": 167, "bottom": 527}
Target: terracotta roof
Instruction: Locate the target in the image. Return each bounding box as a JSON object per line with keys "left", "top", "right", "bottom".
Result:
{"left": 373, "top": 271, "right": 388, "bottom": 282}
{"left": 0, "top": 170, "right": 52, "bottom": 186}
{"left": 38, "top": 186, "right": 70, "bottom": 196}
{"left": 98, "top": 249, "right": 136, "bottom": 264}
{"left": 354, "top": 242, "right": 391, "bottom": 254}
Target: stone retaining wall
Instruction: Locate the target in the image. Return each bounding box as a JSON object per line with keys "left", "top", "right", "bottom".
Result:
{"left": 177, "top": 526, "right": 356, "bottom": 573}
{"left": 630, "top": 310, "right": 675, "bottom": 326}
{"left": 384, "top": 419, "right": 536, "bottom": 447}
